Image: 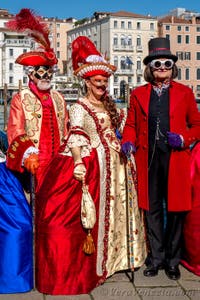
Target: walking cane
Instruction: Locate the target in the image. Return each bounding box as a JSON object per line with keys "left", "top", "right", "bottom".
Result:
{"left": 30, "top": 173, "right": 36, "bottom": 288}
{"left": 125, "top": 153, "right": 135, "bottom": 283}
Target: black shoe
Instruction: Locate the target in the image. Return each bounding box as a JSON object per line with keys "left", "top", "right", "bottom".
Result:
{"left": 165, "top": 265, "right": 181, "bottom": 280}
{"left": 143, "top": 264, "right": 160, "bottom": 277}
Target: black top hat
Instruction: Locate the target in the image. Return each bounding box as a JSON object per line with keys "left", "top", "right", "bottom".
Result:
{"left": 143, "top": 37, "right": 178, "bottom": 65}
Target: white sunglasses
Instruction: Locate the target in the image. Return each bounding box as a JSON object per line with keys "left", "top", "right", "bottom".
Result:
{"left": 150, "top": 59, "right": 174, "bottom": 70}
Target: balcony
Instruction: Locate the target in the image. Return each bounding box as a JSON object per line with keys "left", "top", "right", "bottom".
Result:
{"left": 115, "top": 69, "right": 134, "bottom": 75}
{"left": 136, "top": 45, "right": 143, "bottom": 52}
{"left": 5, "top": 39, "right": 31, "bottom": 47}
{"left": 136, "top": 69, "right": 143, "bottom": 75}
{"left": 113, "top": 44, "right": 134, "bottom": 52}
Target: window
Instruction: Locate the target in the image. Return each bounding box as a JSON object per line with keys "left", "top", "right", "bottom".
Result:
{"left": 114, "top": 20, "right": 118, "bottom": 28}
{"left": 9, "top": 76, "right": 13, "bottom": 84}
{"left": 120, "top": 57, "right": 126, "bottom": 70}
{"left": 177, "top": 35, "right": 182, "bottom": 43}
{"left": 126, "top": 36, "right": 132, "bottom": 46}
{"left": 56, "top": 23, "right": 60, "bottom": 29}
{"left": 23, "top": 49, "right": 27, "bottom": 53}
{"left": 185, "top": 52, "right": 191, "bottom": 60}
{"left": 185, "top": 26, "right": 189, "bottom": 31}
{"left": 185, "top": 68, "right": 190, "bottom": 80}
{"left": 185, "top": 35, "right": 189, "bottom": 44}
{"left": 57, "top": 51, "right": 60, "bottom": 58}
{"left": 137, "top": 36, "right": 141, "bottom": 46}
{"left": 9, "top": 48, "right": 13, "bottom": 57}
{"left": 121, "top": 21, "right": 125, "bottom": 29}
{"left": 114, "top": 56, "right": 118, "bottom": 68}
{"left": 114, "top": 75, "right": 118, "bottom": 83}
{"left": 150, "top": 23, "right": 154, "bottom": 30}
{"left": 57, "top": 42, "right": 60, "bottom": 48}
{"left": 121, "top": 36, "right": 126, "bottom": 46}
{"left": 137, "top": 76, "right": 141, "bottom": 84}
{"left": 166, "top": 34, "right": 170, "bottom": 40}
{"left": 114, "top": 88, "right": 118, "bottom": 97}
{"left": 196, "top": 27, "right": 200, "bottom": 32}
{"left": 197, "top": 85, "right": 200, "bottom": 91}
{"left": 165, "top": 25, "right": 170, "bottom": 30}
{"left": 177, "top": 26, "right": 182, "bottom": 31}
{"left": 128, "top": 76, "right": 132, "bottom": 83}
{"left": 197, "top": 52, "right": 200, "bottom": 60}
{"left": 9, "top": 63, "right": 13, "bottom": 71}
{"left": 137, "top": 60, "right": 142, "bottom": 69}
{"left": 197, "top": 68, "right": 200, "bottom": 80}
{"left": 137, "top": 22, "right": 141, "bottom": 30}
{"left": 178, "top": 68, "right": 181, "bottom": 80}
{"left": 57, "top": 33, "right": 60, "bottom": 38}
{"left": 197, "top": 36, "right": 200, "bottom": 44}
{"left": 128, "top": 21, "right": 132, "bottom": 29}
{"left": 23, "top": 76, "right": 28, "bottom": 84}
{"left": 113, "top": 36, "right": 118, "bottom": 46}
{"left": 176, "top": 51, "right": 183, "bottom": 60}
{"left": 87, "top": 29, "right": 91, "bottom": 36}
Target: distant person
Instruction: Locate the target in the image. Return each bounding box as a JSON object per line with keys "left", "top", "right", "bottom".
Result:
{"left": 6, "top": 8, "right": 68, "bottom": 191}
{"left": 122, "top": 37, "right": 200, "bottom": 280}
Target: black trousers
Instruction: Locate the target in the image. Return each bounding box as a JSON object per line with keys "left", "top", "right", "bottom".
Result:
{"left": 145, "top": 148, "right": 185, "bottom": 267}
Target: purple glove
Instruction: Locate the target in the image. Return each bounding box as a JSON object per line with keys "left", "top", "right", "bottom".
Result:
{"left": 167, "top": 131, "right": 183, "bottom": 149}
{"left": 121, "top": 141, "right": 136, "bottom": 156}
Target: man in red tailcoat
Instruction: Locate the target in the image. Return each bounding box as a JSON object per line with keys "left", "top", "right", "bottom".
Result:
{"left": 122, "top": 37, "right": 200, "bottom": 280}
{"left": 6, "top": 9, "right": 68, "bottom": 190}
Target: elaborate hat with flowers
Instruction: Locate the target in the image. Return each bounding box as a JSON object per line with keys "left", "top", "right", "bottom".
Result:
{"left": 72, "top": 36, "right": 116, "bottom": 78}
{"left": 6, "top": 8, "right": 57, "bottom": 66}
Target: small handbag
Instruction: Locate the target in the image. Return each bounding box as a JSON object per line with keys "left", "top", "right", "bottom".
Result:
{"left": 81, "top": 179, "right": 96, "bottom": 254}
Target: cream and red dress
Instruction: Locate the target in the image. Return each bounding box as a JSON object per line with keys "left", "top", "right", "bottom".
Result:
{"left": 35, "top": 98, "right": 147, "bottom": 295}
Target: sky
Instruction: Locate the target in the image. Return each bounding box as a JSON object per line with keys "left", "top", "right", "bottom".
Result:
{"left": 1, "top": 0, "right": 200, "bottom": 20}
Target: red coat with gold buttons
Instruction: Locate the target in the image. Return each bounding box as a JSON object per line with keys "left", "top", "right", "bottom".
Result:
{"left": 122, "top": 81, "right": 200, "bottom": 211}
{"left": 6, "top": 87, "right": 68, "bottom": 188}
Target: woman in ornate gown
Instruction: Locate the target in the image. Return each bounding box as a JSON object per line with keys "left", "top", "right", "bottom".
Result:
{"left": 35, "top": 36, "right": 147, "bottom": 295}
{"left": 0, "top": 131, "right": 33, "bottom": 293}
{"left": 181, "top": 141, "right": 200, "bottom": 276}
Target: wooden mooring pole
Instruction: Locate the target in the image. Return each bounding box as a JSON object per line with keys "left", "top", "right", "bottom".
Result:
{"left": 3, "top": 83, "right": 8, "bottom": 132}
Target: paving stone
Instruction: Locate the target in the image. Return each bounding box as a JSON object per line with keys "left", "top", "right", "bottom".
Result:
{"left": 134, "top": 266, "right": 178, "bottom": 287}
{"left": 106, "top": 271, "right": 132, "bottom": 282}
{"left": 0, "top": 290, "right": 43, "bottom": 300}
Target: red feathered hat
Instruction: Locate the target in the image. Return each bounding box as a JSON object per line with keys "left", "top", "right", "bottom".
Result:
{"left": 6, "top": 8, "right": 57, "bottom": 66}
{"left": 72, "top": 36, "right": 116, "bottom": 78}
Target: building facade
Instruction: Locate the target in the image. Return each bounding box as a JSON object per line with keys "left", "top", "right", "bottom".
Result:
{"left": 67, "top": 11, "right": 157, "bottom": 99}
{"left": 158, "top": 15, "right": 200, "bottom": 101}
{"left": 0, "top": 8, "right": 75, "bottom": 99}
{"left": 1, "top": 7, "right": 200, "bottom": 102}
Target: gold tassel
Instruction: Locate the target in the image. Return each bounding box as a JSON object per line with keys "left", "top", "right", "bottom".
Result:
{"left": 82, "top": 230, "right": 95, "bottom": 255}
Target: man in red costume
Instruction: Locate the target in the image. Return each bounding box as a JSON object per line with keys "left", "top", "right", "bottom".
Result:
{"left": 6, "top": 9, "right": 68, "bottom": 189}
